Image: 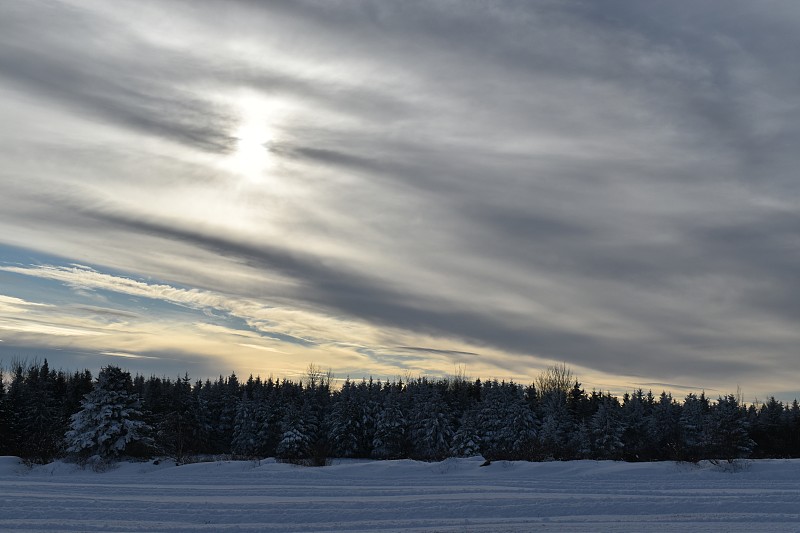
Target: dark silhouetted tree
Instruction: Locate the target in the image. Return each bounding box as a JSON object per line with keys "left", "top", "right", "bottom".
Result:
{"left": 707, "top": 394, "right": 754, "bottom": 462}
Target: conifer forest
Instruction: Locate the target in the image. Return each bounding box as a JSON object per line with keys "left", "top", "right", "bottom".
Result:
{"left": 2, "top": 360, "right": 799, "bottom": 467}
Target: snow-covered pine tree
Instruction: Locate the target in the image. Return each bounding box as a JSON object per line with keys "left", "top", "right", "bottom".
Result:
{"left": 571, "top": 420, "right": 593, "bottom": 459}
{"left": 358, "top": 379, "right": 381, "bottom": 457}
{"left": 0, "top": 368, "right": 8, "bottom": 455}
{"left": 372, "top": 391, "right": 407, "bottom": 459}
{"left": 478, "top": 381, "right": 537, "bottom": 460}
{"left": 679, "top": 392, "right": 710, "bottom": 462}
{"left": 231, "top": 385, "right": 278, "bottom": 458}
{"left": 538, "top": 389, "right": 574, "bottom": 460}
{"left": 450, "top": 409, "right": 481, "bottom": 457}
{"left": 503, "top": 392, "right": 539, "bottom": 460}
{"left": 301, "top": 388, "right": 327, "bottom": 465}
{"left": 476, "top": 381, "right": 507, "bottom": 460}
{"left": 65, "top": 365, "right": 152, "bottom": 465}
{"left": 201, "top": 374, "right": 240, "bottom": 454}
{"left": 276, "top": 402, "right": 308, "bottom": 462}
{"left": 187, "top": 379, "right": 213, "bottom": 454}
{"left": 648, "top": 392, "right": 681, "bottom": 459}
{"left": 255, "top": 390, "right": 280, "bottom": 456}
{"left": 219, "top": 373, "right": 240, "bottom": 453}
{"left": 328, "top": 380, "right": 365, "bottom": 457}
{"left": 231, "top": 397, "right": 260, "bottom": 457}
{"left": 410, "top": 387, "right": 453, "bottom": 461}
{"left": 707, "top": 394, "right": 754, "bottom": 463}
{"left": 590, "top": 396, "right": 624, "bottom": 460}
{"left": 620, "top": 389, "right": 652, "bottom": 461}
{"left": 276, "top": 397, "right": 321, "bottom": 464}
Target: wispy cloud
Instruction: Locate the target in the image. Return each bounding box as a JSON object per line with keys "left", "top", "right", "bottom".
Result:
{"left": 0, "top": 262, "right": 507, "bottom": 380}
{"left": 237, "top": 343, "right": 286, "bottom": 354}
{"left": 0, "top": 321, "right": 106, "bottom": 337}
{"left": 0, "top": 294, "right": 53, "bottom": 310}
{"left": 101, "top": 351, "right": 160, "bottom": 360}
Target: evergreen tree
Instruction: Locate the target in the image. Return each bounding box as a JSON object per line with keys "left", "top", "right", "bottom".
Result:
{"left": 0, "top": 368, "right": 8, "bottom": 455}
{"left": 328, "top": 381, "right": 365, "bottom": 457}
{"left": 256, "top": 381, "right": 281, "bottom": 456}
{"left": 504, "top": 395, "right": 539, "bottom": 460}
{"left": 230, "top": 386, "right": 277, "bottom": 458}
{"left": 620, "top": 390, "right": 652, "bottom": 461}
{"left": 358, "top": 380, "right": 381, "bottom": 456}
{"left": 231, "top": 397, "right": 261, "bottom": 457}
{"left": 4, "top": 363, "right": 27, "bottom": 457}
{"left": 590, "top": 396, "right": 624, "bottom": 460}
{"left": 372, "top": 391, "right": 407, "bottom": 459}
{"left": 648, "top": 392, "right": 681, "bottom": 460}
{"left": 538, "top": 389, "right": 574, "bottom": 460}
{"left": 21, "top": 361, "right": 62, "bottom": 463}
{"left": 571, "top": 421, "right": 593, "bottom": 459}
{"left": 752, "top": 397, "right": 788, "bottom": 457}
{"left": 300, "top": 383, "right": 328, "bottom": 465}
{"left": 707, "top": 394, "right": 754, "bottom": 462}
{"left": 63, "top": 369, "right": 93, "bottom": 419}
{"left": 276, "top": 401, "right": 312, "bottom": 463}
{"left": 343, "top": 378, "right": 381, "bottom": 457}
{"left": 679, "top": 392, "right": 710, "bottom": 462}
{"left": 65, "top": 366, "right": 152, "bottom": 464}
{"left": 523, "top": 383, "right": 539, "bottom": 413}
{"left": 478, "top": 382, "right": 537, "bottom": 460}
{"left": 410, "top": 387, "right": 453, "bottom": 461}
{"left": 202, "top": 374, "right": 240, "bottom": 454}
{"left": 566, "top": 381, "right": 592, "bottom": 424}
{"left": 450, "top": 409, "right": 481, "bottom": 457}
{"left": 476, "top": 381, "right": 509, "bottom": 460}
{"left": 155, "top": 375, "right": 204, "bottom": 461}
{"left": 787, "top": 399, "right": 800, "bottom": 457}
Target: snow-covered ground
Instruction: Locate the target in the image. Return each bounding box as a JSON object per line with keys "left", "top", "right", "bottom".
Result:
{"left": 2, "top": 456, "right": 800, "bottom": 532}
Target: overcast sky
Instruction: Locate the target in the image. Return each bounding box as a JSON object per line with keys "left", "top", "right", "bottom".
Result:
{"left": 1, "top": 0, "right": 799, "bottom": 400}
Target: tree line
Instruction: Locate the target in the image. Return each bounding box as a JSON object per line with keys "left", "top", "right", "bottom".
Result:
{"left": 1, "top": 360, "right": 799, "bottom": 466}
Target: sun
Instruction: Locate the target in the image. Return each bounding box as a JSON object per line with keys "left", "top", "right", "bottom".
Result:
{"left": 230, "top": 122, "right": 271, "bottom": 182}
{"left": 225, "top": 94, "right": 276, "bottom": 183}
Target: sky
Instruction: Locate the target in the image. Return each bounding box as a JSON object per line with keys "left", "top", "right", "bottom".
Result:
{"left": 1, "top": 1, "right": 800, "bottom": 401}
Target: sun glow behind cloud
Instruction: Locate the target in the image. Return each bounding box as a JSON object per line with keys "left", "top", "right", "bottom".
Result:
{"left": 222, "top": 93, "right": 278, "bottom": 185}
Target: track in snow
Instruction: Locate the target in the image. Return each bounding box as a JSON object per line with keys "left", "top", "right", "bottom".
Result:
{"left": 2, "top": 457, "right": 800, "bottom": 532}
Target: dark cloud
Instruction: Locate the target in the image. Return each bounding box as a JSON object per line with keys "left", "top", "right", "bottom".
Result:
{"left": 70, "top": 305, "right": 140, "bottom": 319}
{"left": 37, "top": 199, "right": 769, "bottom": 381}
{"left": 0, "top": 3, "right": 234, "bottom": 154}
{"left": 396, "top": 347, "right": 481, "bottom": 358}
{"left": 636, "top": 382, "right": 719, "bottom": 393}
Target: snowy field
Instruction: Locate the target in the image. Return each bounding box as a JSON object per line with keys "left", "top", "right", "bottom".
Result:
{"left": 2, "top": 457, "right": 800, "bottom": 532}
